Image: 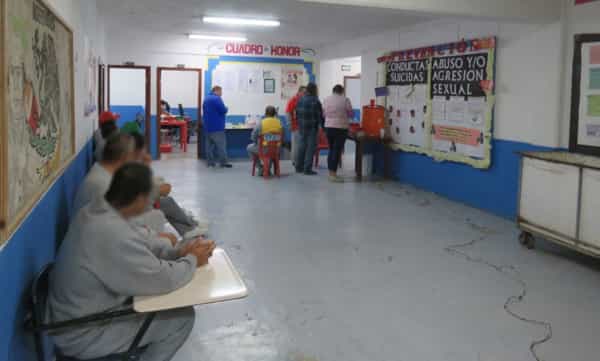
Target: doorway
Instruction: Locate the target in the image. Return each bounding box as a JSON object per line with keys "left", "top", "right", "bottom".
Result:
{"left": 107, "top": 65, "right": 152, "bottom": 151}
{"left": 344, "top": 75, "right": 361, "bottom": 122}
{"left": 157, "top": 67, "right": 202, "bottom": 159}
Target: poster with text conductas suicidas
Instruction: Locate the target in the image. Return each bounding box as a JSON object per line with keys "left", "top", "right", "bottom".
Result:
{"left": 380, "top": 37, "right": 496, "bottom": 169}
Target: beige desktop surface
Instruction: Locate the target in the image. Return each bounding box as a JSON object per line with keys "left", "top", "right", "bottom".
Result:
{"left": 134, "top": 248, "right": 248, "bottom": 312}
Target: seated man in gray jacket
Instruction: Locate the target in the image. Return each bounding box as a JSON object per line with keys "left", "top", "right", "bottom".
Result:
{"left": 74, "top": 133, "right": 174, "bottom": 241}
{"left": 129, "top": 131, "right": 208, "bottom": 240}
{"left": 47, "top": 163, "right": 215, "bottom": 361}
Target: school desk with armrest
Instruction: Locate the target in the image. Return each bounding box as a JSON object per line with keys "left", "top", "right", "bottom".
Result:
{"left": 26, "top": 248, "right": 247, "bottom": 361}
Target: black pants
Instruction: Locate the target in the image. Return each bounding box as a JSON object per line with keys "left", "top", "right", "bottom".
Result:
{"left": 326, "top": 128, "right": 347, "bottom": 172}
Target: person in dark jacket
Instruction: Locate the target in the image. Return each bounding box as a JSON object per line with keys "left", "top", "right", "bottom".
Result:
{"left": 202, "top": 86, "right": 232, "bottom": 168}
{"left": 295, "top": 83, "right": 323, "bottom": 175}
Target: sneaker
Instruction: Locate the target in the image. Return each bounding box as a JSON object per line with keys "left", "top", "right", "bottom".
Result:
{"left": 207, "top": 163, "right": 216, "bottom": 168}
{"left": 220, "top": 163, "right": 233, "bottom": 168}
{"left": 329, "top": 175, "right": 344, "bottom": 183}
{"left": 304, "top": 170, "right": 318, "bottom": 176}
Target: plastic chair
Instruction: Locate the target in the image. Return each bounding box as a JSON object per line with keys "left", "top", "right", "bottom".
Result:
{"left": 26, "top": 264, "right": 154, "bottom": 361}
{"left": 314, "top": 128, "right": 343, "bottom": 169}
{"left": 252, "top": 132, "right": 282, "bottom": 178}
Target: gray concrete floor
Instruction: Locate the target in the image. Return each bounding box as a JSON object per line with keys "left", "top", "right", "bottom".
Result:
{"left": 154, "top": 153, "right": 600, "bottom": 361}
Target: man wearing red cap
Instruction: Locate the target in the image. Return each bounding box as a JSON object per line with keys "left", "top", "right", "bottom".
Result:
{"left": 94, "top": 111, "right": 120, "bottom": 161}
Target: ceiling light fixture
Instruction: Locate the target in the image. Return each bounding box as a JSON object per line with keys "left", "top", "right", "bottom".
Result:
{"left": 203, "top": 16, "right": 280, "bottom": 27}
{"left": 188, "top": 34, "right": 247, "bottom": 42}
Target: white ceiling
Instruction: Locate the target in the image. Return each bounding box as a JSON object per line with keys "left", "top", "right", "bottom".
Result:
{"left": 97, "top": 0, "right": 432, "bottom": 48}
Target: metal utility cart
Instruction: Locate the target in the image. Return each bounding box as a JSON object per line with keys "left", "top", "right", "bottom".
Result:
{"left": 517, "top": 151, "right": 600, "bottom": 257}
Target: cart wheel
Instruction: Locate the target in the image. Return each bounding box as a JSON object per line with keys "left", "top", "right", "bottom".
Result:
{"left": 519, "top": 232, "right": 535, "bottom": 250}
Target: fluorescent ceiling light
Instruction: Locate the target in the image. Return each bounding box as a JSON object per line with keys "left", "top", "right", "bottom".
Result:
{"left": 203, "top": 16, "right": 280, "bottom": 27}
{"left": 188, "top": 34, "right": 247, "bottom": 42}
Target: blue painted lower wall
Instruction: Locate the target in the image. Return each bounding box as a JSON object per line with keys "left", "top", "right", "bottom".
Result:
{"left": 109, "top": 105, "right": 145, "bottom": 129}
{"left": 0, "top": 140, "right": 94, "bottom": 361}
{"left": 373, "top": 139, "right": 558, "bottom": 220}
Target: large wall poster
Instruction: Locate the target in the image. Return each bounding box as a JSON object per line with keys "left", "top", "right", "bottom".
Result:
{"left": 570, "top": 34, "right": 600, "bottom": 156}
{"left": 379, "top": 37, "right": 496, "bottom": 169}
{"left": 0, "top": 0, "right": 75, "bottom": 243}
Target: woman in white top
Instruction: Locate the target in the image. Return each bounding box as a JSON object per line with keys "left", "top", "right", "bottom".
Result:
{"left": 322, "top": 84, "right": 354, "bottom": 182}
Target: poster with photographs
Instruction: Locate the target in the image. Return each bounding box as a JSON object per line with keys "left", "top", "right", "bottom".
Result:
{"left": 380, "top": 37, "right": 496, "bottom": 169}
{"left": 387, "top": 85, "right": 428, "bottom": 148}
{"left": 281, "top": 67, "right": 305, "bottom": 101}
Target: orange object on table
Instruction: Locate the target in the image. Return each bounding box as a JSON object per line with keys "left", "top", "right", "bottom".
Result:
{"left": 160, "top": 116, "right": 189, "bottom": 152}
{"left": 362, "top": 100, "right": 385, "bottom": 138}
{"left": 160, "top": 143, "right": 173, "bottom": 153}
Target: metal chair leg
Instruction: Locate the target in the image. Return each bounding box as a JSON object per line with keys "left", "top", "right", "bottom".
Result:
{"left": 122, "top": 313, "right": 156, "bottom": 361}
{"left": 34, "top": 332, "right": 45, "bottom": 361}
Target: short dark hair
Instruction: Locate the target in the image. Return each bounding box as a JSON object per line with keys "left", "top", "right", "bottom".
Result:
{"left": 130, "top": 131, "right": 145, "bottom": 151}
{"left": 100, "top": 121, "right": 118, "bottom": 139}
{"left": 299, "top": 86, "right": 307, "bottom": 93}
{"left": 105, "top": 163, "right": 153, "bottom": 209}
{"left": 102, "top": 133, "right": 134, "bottom": 162}
{"left": 212, "top": 86, "right": 222, "bottom": 93}
{"left": 160, "top": 100, "right": 170, "bottom": 113}
{"left": 333, "top": 84, "right": 344, "bottom": 95}
{"left": 265, "top": 106, "right": 277, "bottom": 117}
{"left": 305, "top": 83, "right": 318, "bottom": 96}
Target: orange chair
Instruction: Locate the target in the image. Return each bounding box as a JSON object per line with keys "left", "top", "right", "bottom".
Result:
{"left": 252, "top": 132, "right": 282, "bottom": 178}
{"left": 314, "top": 128, "right": 343, "bottom": 168}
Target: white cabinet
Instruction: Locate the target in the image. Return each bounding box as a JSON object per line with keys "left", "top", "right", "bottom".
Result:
{"left": 519, "top": 158, "right": 579, "bottom": 238}
{"left": 518, "top": 151, "right": 600, "bottom": 257}
{"left": 580, "top": 169, "right": 600, "bottom": 249}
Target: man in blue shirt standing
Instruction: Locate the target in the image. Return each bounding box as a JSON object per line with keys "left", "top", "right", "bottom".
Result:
{"left": 202, "top": 86, "right": 232, "bottom": 168}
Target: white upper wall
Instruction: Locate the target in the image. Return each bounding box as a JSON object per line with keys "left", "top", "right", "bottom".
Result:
{"left": 47, "top": 0, "right": 107, "bottom": 152}
{"left": 301, "top": 0, "right": 563, "bottom": 21}
{"left": 107, "top": 29, "right": 207, "bottom": 115}
{"left": 319, "top": 56, "right": 361, "bottom": 102}
{"left": 318, "top": 19, "right": 564, "bottom": 148}
{"left": 109, "top": 68, "right": 147, "bottom": 106}
{"left": 161, "top": 70, "right": 200, "bottom": 109}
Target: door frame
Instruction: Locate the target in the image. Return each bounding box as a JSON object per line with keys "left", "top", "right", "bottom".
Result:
{"left": 344, "top": 74, "right": 361, "bottom": 119}
{"left": 98, "top": 63, "right": 106, "bottom": 113}
{"left": 343, "top": 75, "right": 361, "bottom": 92}
{"left": 156, "top": 67, "right": 203, "bottom": 159}
{"left": 107, "top": 64, "right": 152, "bottom": 146}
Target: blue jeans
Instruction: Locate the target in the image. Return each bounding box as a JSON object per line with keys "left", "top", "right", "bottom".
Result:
{"left": 206, "top": 131, "right": 228, "bottom": 166}
{"left": 295, "top": 127, "right": 318, "bottom": 172}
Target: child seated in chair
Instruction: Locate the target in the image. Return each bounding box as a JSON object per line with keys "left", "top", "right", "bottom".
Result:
{"left": 247, "top": 106, "right": 283, "bottom": 176}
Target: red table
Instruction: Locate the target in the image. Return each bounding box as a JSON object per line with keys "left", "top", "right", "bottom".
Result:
{"left": 160, "top": 116, "right": 189, "bottom": 152}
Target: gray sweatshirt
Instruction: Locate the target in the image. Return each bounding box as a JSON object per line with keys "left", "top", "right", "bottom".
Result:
{"left": 46, "top": 198, "right": 197, "bottom": 352}
{"left": 93, "top": 128, "right": 105, "bottom": 162}
{"left": 73, "top": 163, "right": 112, "bottom": 214}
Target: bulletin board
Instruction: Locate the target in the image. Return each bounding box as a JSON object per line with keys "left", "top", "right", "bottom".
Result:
{"left": 569, "top": 34, "right": 600, "bottom": 156}
{"left": 379, "top": 37, "right": 496, "bottom": 169}
{"left": 205, "top": 56, "right": 315, "bottom": 123}
{"left": 0, "top": 0, "right": 75, "bottom": 244}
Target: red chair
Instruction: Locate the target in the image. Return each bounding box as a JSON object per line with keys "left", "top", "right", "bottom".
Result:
{"left": 252, "top": 132, "right": 282, "bottom": 178}
{"left": 314, "top": 128, "right": 343, "bottom": 168}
